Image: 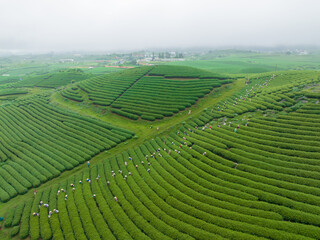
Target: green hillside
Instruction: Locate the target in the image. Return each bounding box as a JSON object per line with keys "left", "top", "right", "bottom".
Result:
{"left": 62, "top": 65, "right": 232, "bottom": 121}
{"left": 1, "top": 62, "right": 320, "bottom": 240}
{"left": 0, "top": 95, "right": 133, "bottom": 202}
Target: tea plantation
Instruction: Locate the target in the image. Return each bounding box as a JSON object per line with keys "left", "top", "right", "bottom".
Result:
{"left": 1, "top": 65, "right": 320, "bottom": 240}
{"left": 63, "top": 65, "right": 232, "bottom": 120}
{"left": 0, "top": 95, "right": 133, "bottom": 202}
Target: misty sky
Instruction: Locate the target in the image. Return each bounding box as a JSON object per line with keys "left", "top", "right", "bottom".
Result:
{"left": 0, "top": 0, "right": 319, "bottom": 52}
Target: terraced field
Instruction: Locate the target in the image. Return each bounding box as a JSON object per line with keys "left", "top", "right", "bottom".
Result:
{"left": 0, "top": 95, "right": 133, "bottom": 202}
{"left": 14, "top": 69, "right": 90, "bottom": 88}
{"left": 78, "top": 67, "right": 153, "bottom": 106}
{"left": 60, "top": 86, "right": 83, "bottom": 102}
{"left": 62, "top": 65, "right": 232, "bottom": 121}
{"left": 3, "top": 69, "right": 320, "bottom": 239}
{"left": 0, "top": 89, "right": 28, "bottom": 97}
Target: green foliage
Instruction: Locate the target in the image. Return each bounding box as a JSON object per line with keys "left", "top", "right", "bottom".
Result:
{"left": 14, "top": 69, "right": 91, "bottom": 88}
{"left": 149, "top": 65, "right": 228, "bottom": 79}
{"left": 61, "top": 86, "right": 83, "bottom": 102}
{"left": 3, "top": 68, "right": 320, "bottom": 240}
{"left": 19, "top": 199, "right": 33, "bottom": 239}
{"left": 4, "top": 208, "right": 15, "bottom": 227}
{"left": 0, "top": 96, "right": 133, "bottom": 202}
{"left": 11, "top": 202, "right": 24, "bottom": 226}
{"left": 79, "top": 66, "right": 152, "bottom": 106}
{"left": 0, "top": 88, "right": 28, "bottom": 96}
{"left": 10, "top": 226, "right": 20, "bottom": 237}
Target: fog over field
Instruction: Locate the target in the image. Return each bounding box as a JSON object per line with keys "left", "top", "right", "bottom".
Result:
{"left": 0, "top": 0, "right": 319, "bottom": 52}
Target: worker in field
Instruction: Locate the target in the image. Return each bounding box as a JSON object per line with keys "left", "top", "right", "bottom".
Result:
{"left": 87, "top": 161, "right": 90, "bottom": 168}
{"left": 234, "top": 162, "right": 239, "bottom": 169}
{"left": 79, "top": 180, "right": 82, "bottom": 184}
{"left": 234, "top": 128, "right": 237, "bottom": 133}
{"left": 39, "top": 201, "right": 43, "bottom": 208}
{"left": 54, "top": 209, "right": 59, "bottom": 214}
{"left": 107, "top": 181, "right": 110, "bottom": 186}
{"left": 34, "top": 190, "right": 37, "bottom": 195}
{"left": 203, "top": 152, "right": 207, "bottom": 156}
{"left": 188, "top": 110, "right": 191, "bottom": 115}
{"left": 129, "top": 156, "right": 132, "bottom": 160}
{"left": 72, "top": 188, "right": 76, "bottom": 192}
{"left": 114, "top": 196, "right": 118, "bottom": 202}
{"left": 48, "top": 211, "right": 53, "bottom": 218}
{"left": 65, "top": 195, "right": 68, "bottom": 201}
{"left": 93, "top": 194, "right": 96, "bottom": 199}
{"left": 125, "top": 161, "right": 127, "bottom": 166}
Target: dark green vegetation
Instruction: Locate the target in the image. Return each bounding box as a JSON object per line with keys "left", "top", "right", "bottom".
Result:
{"left": 1, "top": 52, "right": 320, "bottom": 239}
{"left": 0, "top": 95, "right": 133, "bottom": 202}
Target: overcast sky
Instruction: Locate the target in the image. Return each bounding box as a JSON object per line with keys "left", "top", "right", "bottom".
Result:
{"left": 0, "top": 0, "right": 319, "bottom": 52}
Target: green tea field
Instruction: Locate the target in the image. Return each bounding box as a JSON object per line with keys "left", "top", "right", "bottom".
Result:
{"left": 0, "top": 60, "right": 320, "bottom": 240}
